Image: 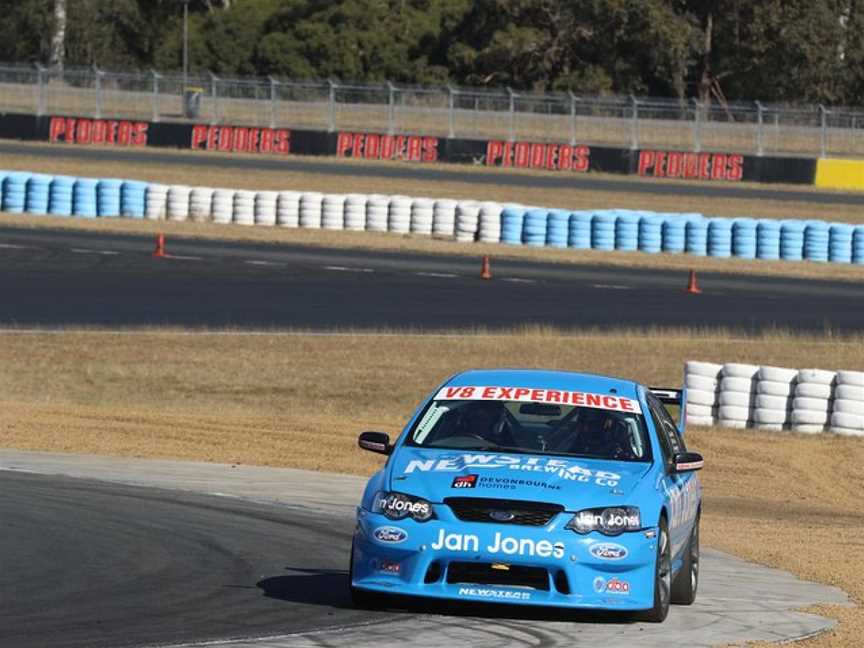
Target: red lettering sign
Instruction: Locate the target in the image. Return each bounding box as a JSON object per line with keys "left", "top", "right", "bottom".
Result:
{"left": 48, "top": 116, "right": 148, "bottom": 147}
{"left": 638, "top": 149, "right": 745, "bottom": 182}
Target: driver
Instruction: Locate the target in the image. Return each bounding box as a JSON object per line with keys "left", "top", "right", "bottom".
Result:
{"left": 567, "top": 410, "right": 635, "bottom": 459}
{"left": 458, "top": 401, "right": 512, "bottom": 446}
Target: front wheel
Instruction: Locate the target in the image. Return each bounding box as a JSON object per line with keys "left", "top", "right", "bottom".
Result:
{"left": 671, "top": 514, "right": 700, "bottom": 605}
{"left": 640, "top": 517, "right": 671, "bottom": 623}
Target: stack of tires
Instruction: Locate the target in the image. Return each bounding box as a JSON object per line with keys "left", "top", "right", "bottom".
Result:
{"left": 684, "top": 361, "right": 722, "bottom": 426}
{"left": 211, "top": 189, "right": 235, "bottom": 224}
{"left": 753, "top": 366, "right": 798, "bottom": 430}
{"left": 455, "top": 201, "right": 480, "bottom": 243}
{"left": 791, "top": 369, "right": 836, "bottom": 433}
{"left": 637, "top": 214, "right": 663, "bottom": 253}
{"left": 322, "top": 194, "right": 346, "bottom": 230}
{"left": 545, "top": 210, "right": 569, "bottom": 248}
{"left": 2, "top": 172, "right": 29, "bottom": 213}
{"left": 522, "top": 209, "right": 548, "bottom": 246}
{"left": 299, "top": 192, "right": 323, "bottom": 229}
{"left": 828, "top": 224, "right": 854, "bottom": 264}
{"left": 707, "top": 219, "right": 733, "bottom": 258}
{"left": 803, "top": 221, "right": 829, "bottom": 262}
{"left": 661, "top": 215, "right": 687, "bottom": 253}
{"left": 49, "top": 176, "right": 75, "bottom": 216}
{"left": 500, "top": 207, "right": 525, "bottom": 245}
{"left": 388, "top": 195, "right": 412, "bottom": 234}
{"left": 615, "top": 211, "right": 639, "bottom": 252}
{"left": 166, "top": 185, "right": 191, "bottom": 222}
{"left": 731, "top": 218, "right": 757, "bottom": 259}
{"left": 478, "top": 202, "right": 503, "bottom": 243}
{"left": 144, "top": 183, "right": 168, "bottom": 220}
{"left": 410, "top": 198, "right": 435, "bottom": 235}
{"left": 120, "top": 181, "right": 148, "bottom": 218}
{"left": 254, "top": 191, "right": 278, "bottom": 226}
{"left": 189, "top": 187, "right": 214, "bottom": 222}
{"left": 591, "top": 211, "right": 616, "bottom": 251}
{"left": 568, "top": 211, "right": 592, "bottom": 249}
{"left": 431, "top": 199, "right": 456, "bottom": 238}
{"left": 233, "top": 190, "right": 256, "bottom": 226}
{"left": 854, "top": 227, "right": 864, "bottom": 264}
{"left": 780, "top": 221, "right": 806, "bottom": 261}
{"left": 365, "top": 195, "right": 389, "bottom": 232}
{"left": 25, "top": 174, "right": 52, "bottom": 214}
{"left": 276, "top": 191, "right": 301, "bottom": 227}
{"left": 718, "top": 363, "right": 759, "bottom": 428}
{"left": 343, "top": 194, "right": 367, "bottom": 231}
{"left": 756, "top": 219, "right": 781, "bottom": 260}
{"left": 685, "top": 218, "right": 708, "bottom": 256}
{"left": 830, "top": 371, "right": 864, "bottom": 437}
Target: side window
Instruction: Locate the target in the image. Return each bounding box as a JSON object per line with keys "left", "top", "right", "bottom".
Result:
{"left": 647, "top": 394, "right": 685, "bottom": 464}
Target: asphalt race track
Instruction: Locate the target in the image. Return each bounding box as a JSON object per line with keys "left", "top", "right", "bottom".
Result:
{"left": 0, "top": 452, "right": 851, "bottom": 648}
{"left": 0, "top": 226, "right": 862, "bottom": 332}
{"left": 4, "top": 140, "right": 864, "bottom": 206}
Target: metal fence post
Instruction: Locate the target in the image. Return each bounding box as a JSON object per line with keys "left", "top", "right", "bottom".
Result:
{"left": 629, "top": 94, "right": 639, "bottom": 149}
{"left": 755, "top": 101, "right": 764, "bottom": 156}
{"left": 326, "top": 80, "right": 337, "bottom": 132}
{"left": 268, "top": 76, "right": 278, "bottom": 129}
{"left": 447, "top": 85, "right": 455, "bottom": 139}
{"left": 507, "top": 87, "right": 516, "bottom": 141}
{"left": 35, "top": 63, "right": 46, "bottom": 116}
{"left": 692, "top": 98, "right": 702, "bottom": 152}
{"left": 209, "top": 71, "right": 219, "bottom": 124}
{"left": 151, "top": 69, "right": 161, "bottom": 122}
{"left": 568, "top": 91, "right": 577, "bottom": 145}
{"left": 93, "top": 65, "right": 103, "bottom": 119}
{"left": 819, "top": 104, "right": 828, "bottom": 157}
{"left": 387, "top": 81, "right": 396, "bottom": 135}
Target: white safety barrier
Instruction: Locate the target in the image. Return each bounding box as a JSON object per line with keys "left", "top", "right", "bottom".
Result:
{"left": 388, "top": 195, "right": 412, "bottom": 234}
{"left": 254, "top": 191, "right": 278, "bottom": 226}
{"left": 410, "top": 198, "right": 435, "bottom": 235}
{"left": 211, "top": 189, "right": 235, "bottom": 224}
{"left": 478, "top": 202, "right": 503, "bottom": 243}
{"left": 684, "top": 361, "right": 863, "bottom": 437}
{"left": 365, "top": 194, "right": 389, "bottom": 232}
{"left": 166, "top": 185, "right": 191, "bottom": 222}
{"left": 299, "top": 192, "right": 323, "bottom": 229}
{"left": 432, "top": 199, "right": 457, "bottom": 238}
{"left": 144, "top": 183, "right": 168, "bottom": 220}
{"left": 276, "top": 191, "right": 300, "bottom": 227}
{"left": 455, "top": 201, "right": 480, "bottom": 243}
{"left": 344, "top": 194, "right": 367, "bottom": 231}
{"left": 322, "top": 194, "right": 346, "bottom": 230}
{"left": 233, "top": 190, "right": 255, "bottom": 226}
{"left": 189, "top": 187, "right": 214, "bottom": 222}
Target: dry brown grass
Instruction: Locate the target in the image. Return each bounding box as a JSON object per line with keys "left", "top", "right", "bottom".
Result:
{"left": 0, "top": 327, "right": 862, "bottom": 645}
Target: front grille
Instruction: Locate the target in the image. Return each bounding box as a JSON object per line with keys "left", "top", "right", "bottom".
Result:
{"left": 447, "top": 561, "right": 550, "bottom": 590}
{"left": 444, "top": 497, "right": 563, "bottom": 526}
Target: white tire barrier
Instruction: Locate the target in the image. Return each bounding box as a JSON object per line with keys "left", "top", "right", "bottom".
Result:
{"left": 758, "top": 366, "right": 798, "bottom": 383}
{"left": 754, "top": 365, "right": 796, "bottom": 430}
{"left": 233, "top": 190, "right": 255, "bottom": 226}
{"left": 717, "top": 363, "right": 758, "bottom": 428}
{"left": 166, "top": 185, "right": 191, "bottom": 222}
{"left": 365, "top": 194, "right": 389, "bottom": 232}
{"left": 685, "top": 361, "right": 723, "bottom": 378}
{"left": 432, "top": 199, "right": 457, "bottom": 238}
{"left": 478, "top": 202, "right": 503, "bottom": 243}
{"left": 276, "top": 191, "right": 301, "bottom": 227}
{"left": 795, "top": 383, "right": 833, "bottom": 399}
{"left": 212, "top": 189, "right": 235, "bottom": 225}
{"left": 455, "top": 201, "right": 480, "bottom": 243}
{"left": 830, "top": 371, "right": 864, "bottom": 435}
{"left": 719, "top": 391, "right": 751, "bottom": 407}
{"left": 344, "top": 194, "right": 367, "bottom": 231}
{"left": 720, "top": 377, "right": 756, "bottom": 393}
{"left": 388, "top": 196, "right": 412, "bottom": 234}
{"left": 791, "top": 424, "right": 825, "bottom": 434}
{"left": 189, "top": 187, "right": 214, "bottom": 222}
{"left": 722, "top": 362, "right": 761, "bottom": 378}
{"left": 322, "top": 194, "right": 346, "bottom": 230}
{"left": 791, "top": 368, "right": 836, "bottom": 433}
{"left": 144, "top": 183, "right": 168, "bottom": 220}
{"left": 686, "top": 403, "right": 715, "bottom": 418}
{"left": 685, "top": 374, "right": 718, "bottom": 391}
{"left": 834, "top": 399, "right": 864, "bottom": 415}
{"left": 792, "top": 397, "right": 832, "bottom": 413}
{"left": 254, "top": 191, "right": 278, "bottom": 226}
{"left": 836, "top": 370, "right": 864, "bottom": 387}
{"left": 755, "top": 394, "right": 790, "bottom": 410}
{"left": 684, "top": 361, "right": 722, "bottom": 426}
{"left": 687, "top": 416, "right": 715, "bottom": 427}
{"left": 753, "top": 408, "right": 787, "bottom": 424}
{"left": 299, "top": 192, "right": 324, "bottom": 229}
{"left": 798, "top": 368, "right": 836, "bottom": 385}
{"left": 410, "top": 198, "right": 435, "bottom": 235}
{"left": 756, "top": 380, "right": 796, "bottom": 397}
{"left": 836, "top": 384, "right": 864, "bottom": 400}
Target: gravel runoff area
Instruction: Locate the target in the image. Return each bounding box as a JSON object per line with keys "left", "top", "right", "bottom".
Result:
{"left": 0, "top": 329, "right": 862, "bottom": 646}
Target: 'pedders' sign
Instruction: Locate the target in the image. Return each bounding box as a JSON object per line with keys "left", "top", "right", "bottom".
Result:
{"left": 336, "top": 132, "right": 438, "bottom": 162}
{"left": 190, "top": 125, "right": 290, "bottom": 155}
{"left": 638, "top": 150, "right": 743, "bottom": 181}
{"left": 486, "top": 141, "right": 590, "bottom": 172}
{"left": 49, "top": 116, "right": 148, "bottom": 146}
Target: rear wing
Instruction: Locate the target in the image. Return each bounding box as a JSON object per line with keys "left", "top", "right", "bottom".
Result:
{"left": 649, "top": 387, "right": 687, "bottom": 435}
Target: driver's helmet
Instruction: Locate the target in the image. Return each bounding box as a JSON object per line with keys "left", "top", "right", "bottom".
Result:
{"left": 571, "top": 409, "right": 629, "bottom": 456}
{"left": 461, "top": 401, "right": 503, "bottom": 440}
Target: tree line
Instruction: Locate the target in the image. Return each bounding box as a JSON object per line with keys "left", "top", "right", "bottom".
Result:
{"left": 1, "top": 0, "right": 862, "bottom": 106}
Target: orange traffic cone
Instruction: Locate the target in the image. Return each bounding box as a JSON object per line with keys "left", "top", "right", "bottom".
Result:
{"left": 480, "top": 255, "right": 492, "bottom": 280}
{"left": 685, "top": 269, "right": 701, "bottom": 294}
{"left": 153, "top": 232, "right": 166, "bottom": 258}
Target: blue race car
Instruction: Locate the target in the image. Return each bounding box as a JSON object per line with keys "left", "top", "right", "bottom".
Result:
{"left": 351, "top": 369, "right": 703, "bottom": 622}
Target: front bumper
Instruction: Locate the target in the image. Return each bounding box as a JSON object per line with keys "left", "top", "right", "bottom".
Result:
{"left": 351, "top": 507, "right": 658, "bottom": 610}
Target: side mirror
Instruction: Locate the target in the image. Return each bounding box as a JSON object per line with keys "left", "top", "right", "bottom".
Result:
{"left": 672, "top": 451, "right": 704, "bottom": 473}
{"left": 358, "top": 431, "right": 392, "bottom": 455}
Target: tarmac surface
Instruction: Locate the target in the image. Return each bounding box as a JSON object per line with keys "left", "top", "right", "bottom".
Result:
{"left": 0, "top": 449, "right": 851, "bottom": 648}
{"left": 1, "top": 225, "right": 862, "bottom": 332}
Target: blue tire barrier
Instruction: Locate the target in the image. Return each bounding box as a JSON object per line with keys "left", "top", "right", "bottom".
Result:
{"left": 731, "top": 218, "right": 757, "bottom": 259}
{"left": 121, "top": 181, "right": 148, "bottom": 219}
{"left": 73, "top": 178, "right": 99, "bottom": 218}
{"left": 546, "top": 209, "right": 569, "bottom": 248}
{"left": 755, "top": 219, "right": 781, "bottom": 260}
{"left": 591, "top": 210, "right": 617, "bottom": 251}
{"left": 779, "top": 220, "right": 806, "bottom": 261}
{"left": 97, "top": 179, "right": 123, "bottom": 217}
{"left": 853, "top": 226, "right": 864, "bottom": 264}
{"left": 25, "top": 174, "right": 52, "bottom": 214}
{"left": 522, "top": 209, "right": 548, "bottom": 247}
{"left": 2, "top": 172, "right": 31, "bottom": 213}
{"left": 803, "top": 220, "right": 830, "bottom": 263}
{"left": 661, "top": 215, "right": 688, "bottom": 253}
{"left": 615, "top": 211, "right": 640, "bottom": 251}
{"left": 828, "top": 224, "right": 854, "bottom": 264}
{"left": 500, "top": 206, "right": 525, "bottom": 245}
{"left": 707, "top": 218, "right": 733, "bottom": 258}
{"left": 638, "top": 214, "right": 664, "bottom": 253}
{"left": 685, "top": 218, "right": 708, "bottom": 256}
{"left": 48, "top": 176, "right": 75, "bottom": 216}
{"left": 567, "top": 211, "right": 593, "bottom": 249}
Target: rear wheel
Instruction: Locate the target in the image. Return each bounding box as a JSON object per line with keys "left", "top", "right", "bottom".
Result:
{"left": 671, "top": 514, "right": 700, "bottom": 605}
{"left": 640, "top": 517, "right": 671, "bottom": 623}
{"left": 348, "top": 542, "right": 384, "bottom": 610}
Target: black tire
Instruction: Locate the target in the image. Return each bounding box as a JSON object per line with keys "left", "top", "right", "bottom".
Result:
{"left": 640, "top": 517, "right": 671, "bottom": 623}
{"left": 348, "top": 542, "right": 384, "bottom": 610}
{"left": 671, "top": 513, "right": 700, "bottom": 605}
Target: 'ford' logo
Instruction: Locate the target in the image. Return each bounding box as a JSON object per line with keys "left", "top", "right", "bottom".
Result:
{"left": 589, "top": 542, "right": 628, "bottom": 560}
{"left": 373, "top": 526, "right": 408, "bottom": 544}
{"left": 489, "top": 510, "right": 516, "bottom": 522}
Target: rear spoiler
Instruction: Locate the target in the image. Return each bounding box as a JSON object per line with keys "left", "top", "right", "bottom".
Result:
{"left": 649, "top": 387, "right": 687, "bottom": 435}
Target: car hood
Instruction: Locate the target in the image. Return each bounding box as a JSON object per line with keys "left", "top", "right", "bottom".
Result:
{"left": 387, "top": 447, "right": 652, "bottom": 510}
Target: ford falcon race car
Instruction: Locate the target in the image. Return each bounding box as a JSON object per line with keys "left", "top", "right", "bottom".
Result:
{"left": 350, "top": 369, "right": 703, "bottom": 622}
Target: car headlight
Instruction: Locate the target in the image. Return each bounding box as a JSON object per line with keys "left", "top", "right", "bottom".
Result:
{"left": 372, "top": 491, "right": 435, "bottom": 522}
{"left": 565, "top": 507, "right": 641, "bottom": 536}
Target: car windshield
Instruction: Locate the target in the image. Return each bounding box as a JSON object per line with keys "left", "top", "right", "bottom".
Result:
{"left": 408, "top": 398, "right": 651, "bottom": 462}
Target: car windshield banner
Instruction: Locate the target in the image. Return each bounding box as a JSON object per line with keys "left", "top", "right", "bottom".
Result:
{"left": 433, "top": 385, "right": 642, "bottom": 414}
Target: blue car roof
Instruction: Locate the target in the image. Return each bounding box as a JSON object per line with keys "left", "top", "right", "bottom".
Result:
{"left": 445, "top": 369, "right": 641, "bottom": 401}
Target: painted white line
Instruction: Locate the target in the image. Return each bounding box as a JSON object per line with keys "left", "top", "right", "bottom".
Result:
{"left": 323, "top": 265, "right": 374, "bottom": 273}
{"left": 0, "top": 243, "right": 36, "bottom": 249}
{"left": 165, "top": 254, "right": 203, "bottom": 261}
{"left": 415, "top": 272, "right": 457, "bottom": 278}
{"left": 244, "top": 260, "right": 285, "bottom": 267}
{"left": 70, "top": 248, "right": 120, "bottom": 256}
{"left": 502, "top": 277, "right": 535, "bottom": 284}
{"left": 592, "top": 284, "right": 633, "bottom": 290}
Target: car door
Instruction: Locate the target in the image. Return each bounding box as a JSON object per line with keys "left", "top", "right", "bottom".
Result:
{"left": 647, "top": 393, "right": 699, "bottom": 560}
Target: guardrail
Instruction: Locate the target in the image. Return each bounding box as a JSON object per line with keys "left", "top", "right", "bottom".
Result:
{"left": 2, "top": 170, "right": 864, "bottom": 265}
{"left": 2, "top": 62, "right": 864, "bottom": 158}
{"left": 685, "top": 362, "right": 863, "bottom": 437}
